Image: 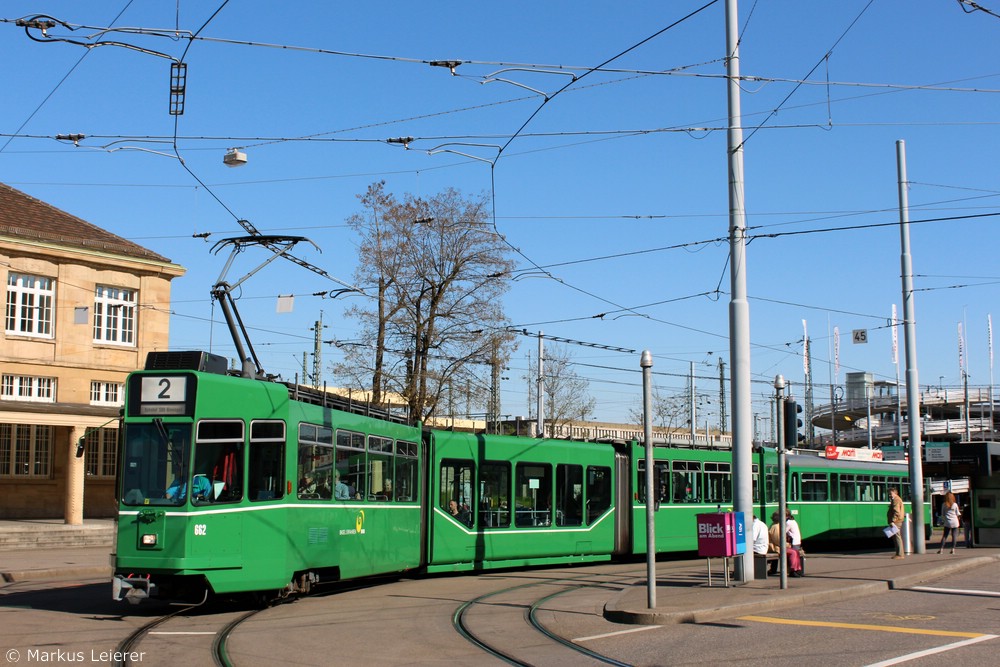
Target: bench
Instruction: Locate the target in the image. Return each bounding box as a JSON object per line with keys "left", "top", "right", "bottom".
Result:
{"left": 755, "top": 550, "right": 806, "bottom": 579}
{"left": 754, "top": 552, "right": 780, "bottom": 579}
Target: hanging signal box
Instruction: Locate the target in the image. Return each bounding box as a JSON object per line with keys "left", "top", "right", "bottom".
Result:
{"left": 223, "top": 148, "right": 247, "bottom": 167}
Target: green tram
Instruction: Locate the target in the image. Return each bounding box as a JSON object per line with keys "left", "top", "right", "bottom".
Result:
{"left": 112, "top": 352, "right": 927, "bottom": 604}
{"left": 630, "top": 445, "right": 930, "bottom": 556}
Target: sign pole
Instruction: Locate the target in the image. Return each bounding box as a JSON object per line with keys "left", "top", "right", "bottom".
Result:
{"left": 775, "top": 375, "right": 788, "bottom": 590}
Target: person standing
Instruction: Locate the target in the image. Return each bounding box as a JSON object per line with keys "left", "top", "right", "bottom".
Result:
{"left": 937, "top": 491, "right": 961, "bottom": 554}
{"left": 887, "top": 486, "right": 905, "bottom": 560}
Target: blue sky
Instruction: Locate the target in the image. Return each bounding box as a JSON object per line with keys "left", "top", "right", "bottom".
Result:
{"left": 2, "top": 1, "right": 998, "bottom": 428}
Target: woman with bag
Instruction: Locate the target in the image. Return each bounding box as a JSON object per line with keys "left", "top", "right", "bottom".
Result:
{"left": 937, "top": 491, "right": 961, "bottom": 555}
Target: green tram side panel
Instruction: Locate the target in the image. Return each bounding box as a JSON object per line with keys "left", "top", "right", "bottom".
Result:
{"left": 426, "top": 431, "right": 617, "bottom": 572}
{"left": 627, "top": 443, "right": 741, "bottom": 555}
{"left": 624, "top": 444, "right": 931, "bottom": 554}
{"left": 282, "top": 398, "right": 424, "bottom": 581}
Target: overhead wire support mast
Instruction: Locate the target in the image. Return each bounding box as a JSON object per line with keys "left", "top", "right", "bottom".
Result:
{"left": 210, "top": 236, "right": 323, "bottom": 380}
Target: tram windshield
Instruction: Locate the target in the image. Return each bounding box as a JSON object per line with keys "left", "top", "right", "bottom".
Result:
{"left": 120, "top": 420, "right": 193, "bottom": 506}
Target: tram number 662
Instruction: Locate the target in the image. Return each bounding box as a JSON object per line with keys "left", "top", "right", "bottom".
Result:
{"left": 194, "top": 524, "right": 207, "bottom": 536}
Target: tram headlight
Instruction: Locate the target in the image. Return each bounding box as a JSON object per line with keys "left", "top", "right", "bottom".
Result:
{"left": 140, "top": 534, "right": 157, "bottom": 547}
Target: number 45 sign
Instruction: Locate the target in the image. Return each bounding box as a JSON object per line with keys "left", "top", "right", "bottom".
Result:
{"left": 852, "top": 329, "right": 868, "bottom": 344}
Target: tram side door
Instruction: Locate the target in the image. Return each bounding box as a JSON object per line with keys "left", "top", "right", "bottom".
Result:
{"left": 613, "top": 447, "right": 631, "bottom": 556}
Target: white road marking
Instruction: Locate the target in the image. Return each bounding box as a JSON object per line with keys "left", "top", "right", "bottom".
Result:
{"left": 864, "top": 634, "right": 999, "bottom": 667}
{"left": 909, "top": 585, "right": 1000, "bottom": 598}
{"left": 574, "top": 625, "right": 660, "bottom": 642}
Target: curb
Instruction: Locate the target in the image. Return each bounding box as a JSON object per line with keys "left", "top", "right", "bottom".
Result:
{"left": 887, "top": 554, "right": 1000, "bottom": 590}
{"left": 603, "top": 581, "right": 888, "bottom": 625}
{"left": 2, "top": 566, "right": 111, "bottom": 583}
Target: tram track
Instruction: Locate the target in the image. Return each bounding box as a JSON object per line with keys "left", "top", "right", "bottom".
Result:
{"left": 112, "top": 597, "right": 265, "bottom": 667}
{"left": 452, "top": 568, "right": 643, "bottom": 667}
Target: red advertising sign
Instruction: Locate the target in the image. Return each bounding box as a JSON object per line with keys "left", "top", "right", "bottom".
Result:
{"left": 696, "top": 513, "right": 735, "bottom": 558}
{"left": 824, "top": 445, "right": 884, "bottom": 462}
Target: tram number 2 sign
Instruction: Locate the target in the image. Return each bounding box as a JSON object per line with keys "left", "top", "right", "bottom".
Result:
{"left": 852, "top": 329, "right": 868, "bottom": 344}
{"left": 136, "top": 375, "right": 191, "bottom": 416}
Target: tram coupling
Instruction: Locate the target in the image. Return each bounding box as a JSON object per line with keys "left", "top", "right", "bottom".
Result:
{"left": 113, "top": 574, "right": 155, "bottom": 604}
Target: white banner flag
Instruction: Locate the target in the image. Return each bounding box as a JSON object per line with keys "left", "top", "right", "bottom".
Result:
{"left": 891, "top": 304, "right": 898, "bottom": 366}
{"left": 803, "top": 320, "right": 809, "bottom": 376}
{"left": 958, "top": 322, "right": 965, "bottom": 373}
{"left": 989, "top": 314, "right": 994, "bottom": 370}
{"left": 834, "top": 326, "right": 840, "bottom": 377}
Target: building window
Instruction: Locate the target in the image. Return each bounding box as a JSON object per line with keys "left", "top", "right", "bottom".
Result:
{"left": 1, "top": 375, "right": 55, "bottom": 402}
{"left": 84, "top": 427, "right": 118, "bottom": 478}
{"left": 0, "top": 423, "right": 53, "bottom": 477}
{"left": 5, "top": 273, "right": 54, "bottom": 338}
{"left": 93, "top": 285, "right": 136, "bottom": 346}
{"left": 90, "top": 381, "right": 123, "bottom": 407}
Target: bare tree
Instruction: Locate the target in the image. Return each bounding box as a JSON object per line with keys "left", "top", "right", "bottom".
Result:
{"left": 629, "top": 386, "right": 687, "bottom": 432}
{"left": 334, "top": 183, "right": 516, "bottom": 423}
{"left": 526, "top": 344, "right": 596, "bottom": 435}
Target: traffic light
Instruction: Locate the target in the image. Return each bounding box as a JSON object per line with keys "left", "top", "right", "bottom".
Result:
{"left": 783, "top": 398, "right": 805, "bottom": 448}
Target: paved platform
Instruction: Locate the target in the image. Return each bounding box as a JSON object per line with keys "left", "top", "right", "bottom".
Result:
{"left": 2, "top": 519, "right": 996, "bottom": 627}
{"left": 606, "top": 546, "right": 1000, "bottom": 625}
{"left": 0, "top": 519, "right": 113, "bottom": 582}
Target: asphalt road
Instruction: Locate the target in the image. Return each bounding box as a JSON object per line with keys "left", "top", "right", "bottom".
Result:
{"left": 2, "top": 559, "right": 998, "bottom": 666}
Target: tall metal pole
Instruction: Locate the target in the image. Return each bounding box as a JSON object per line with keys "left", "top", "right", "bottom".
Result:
{"left": 990, "top": 315, "right": 995, "bottom": 436}
{"left": 866, "top": 383, "right": 873, "bottom": 449}
{"left": 775, "top": 375, "right": 788, "bottom": 590}
{"left": 536, "top": 331, "right": 545, "bottom": 438}
{"left": 894, "top": 304, "right": 903, "bottom": 446}
{"left": 725, "top": 0, "right": 754, "bottom": 582}
{"left": 690, "top": 361, "right": 697, "bottom": 445}
{"left": 898, "top": 139, "right": 926, "bottom": 553}
{"left": 312, "top": 311, "right": 323, "bottom": 385}
{"left": 641, "top": 351, "right": 657, "bottom": 608}
{"left": 964, "top": 369, "right": 971, "bottom": 441}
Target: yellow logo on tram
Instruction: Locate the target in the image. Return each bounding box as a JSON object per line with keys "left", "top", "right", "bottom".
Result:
{"left": 355, "top": 510, "right": 365, "bottom": 534}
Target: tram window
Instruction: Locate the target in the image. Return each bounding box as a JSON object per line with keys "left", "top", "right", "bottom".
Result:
{"left": 801, "top": 473, "right": 828, "bottom": 501}
{"left": 873, "top": 476, "right": 888, "bottom": 502}
{"left": 121, "top": 422, "right": 192, "bottom": 506}
{"left": 636, "top": 461, "right": 669, "bottom": 504}
{"left": 704, "top": 462, "right": 732, "bottom": 504}
{"left": 587, "top": 466, "right": 612, "bottom": 524}
{"left": 395, "top": 440, "right": 418, "bottom": 502}
{"left": 515, "top": 463, "right": 551, "bottom": 526}
{"left": 297, "top": 423, "right": 333, "bottom": 500}
{"left": 765, "top": 464, "right": 778, "bottom": 504}
{"left": 839, "top": 474, "right": 856, "bottom": 502}
{"left": 336, "top": 430, "right": 365, "bottom": 500}
{"left": 556, "top": 464, "right": 583, "bottom": 526}
{"left": 789, "top": 472, "right": 800, "bottom": 502}
{"left": 672, "top": 461, "right": 701, "bottom": 503}
{"left": 857, "top": 475, "right": 873, "bottom": 501}
{"left": 249, "top": 420, "right": 285, "bottom": 502}
{"left": 193, "top": 419, "right": 244, "bottom": 504}
{"left": 900, "top": 479, "right": 911, "bottom": 501}
{"left": 441, "top": 459, "right": 474, "bottom": 526}
{"left": 752, "top": 464, "right": 760, "bottom": 504}
{"left": 480, "top": 461, "right": 510, "bottom": 527}
{"left": 368, "top": 435, "right": 394, "bottom": 501}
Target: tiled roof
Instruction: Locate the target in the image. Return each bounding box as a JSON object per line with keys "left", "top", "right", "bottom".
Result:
{"left": 0, "top": 182, "right": 172, "bottom": 263}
